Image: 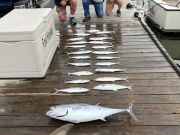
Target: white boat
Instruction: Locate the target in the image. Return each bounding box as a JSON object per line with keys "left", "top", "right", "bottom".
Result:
{"left": 146, "top": 0, "right": 180, "bottom": 32}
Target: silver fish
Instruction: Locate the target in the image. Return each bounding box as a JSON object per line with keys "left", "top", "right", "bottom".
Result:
{"left": 96, "top": 56, "right": 120, "bottom": 60}
{"left": 95, "top": 62, "right": 119, "bottom": 66}
{"left": 86, "top": 29, "right": 100, "bottom": 33}
{"left": 95, "top": 31, "right": 114, "bottom": 34}
{"left": 68, "top": 38, "right": 84, "bottom": 41}
{"left": 72, "top": 33, "right": 90, "bottom": 36}
{"left": 89, "top": 41, "right": 111, "bottom": 45}
{"left": 66, "top": 45, "right": 86, "bottom": 48}
{"left": 65, "top": 79, "right": 90, "bottom": 84}
{"left": 54, "top": 87, "right": 89, "bottom": 93}
{"left": 95, "top": 77, "right": 127, "bottom": 82}
{"left": 67, "top": 63, "right": 91, "bottom": 67}
{"left": 92, "top": 45, "right": 113, "bottom": 49}
{"left": 67, "top": 50, "right": 92, "bottom": 55}
{"left": 92, "top": 51, "right": 118, "bottom": 55}
{"left": 68, "top": 71, "right": 93, "bottom": 76}
{"left": 69, "top": 55, "right": 90, "bottom": 60}
{"left": 95, "top": 68, "right": 126, "bottom": 73}
{"left": 49, "top": 124, "right": 74, "bottom": 135}
{"left": 90, "top": 37, "right": 112, "bottom": 41}
{"left": 46, "top": 102, "right": 137, "bottom": 123}
{"left": 69, "top": 41, "right": 88, "bottom": 45}
{"left": 94, "top": 84, "right": 133, "bottom": 91}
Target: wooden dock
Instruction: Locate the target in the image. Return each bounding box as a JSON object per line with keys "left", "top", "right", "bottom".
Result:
{"left": 0, "top": 2, "right": 180, "bottom": 135}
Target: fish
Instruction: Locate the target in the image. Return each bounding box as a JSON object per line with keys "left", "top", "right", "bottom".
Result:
{"left": 68, "top": 38, "right": 84, "bottom": 41}
{"left": 96, "top": 56, "right": 120, "bottom": 60}
{"left": 95, "top": 77, "right": 127, "bottom": 82}
{"left": 89, "top": 41, "right": 111, "bottom": 45}
{"left": 89, "top": 37, "right": 112, "bottom": 41}
{"left": 54, "top": 87, "right": 89, "bottom": 93}
{"left": 92, "top": 45, "right": 113, "bottom": 49}
{"left": 93, "top": 84, "right": 133, "bottom": 91}
{"left": 46, "top": 101, "right": 138, "bottom": 123}
{"left": 95, "top": 31, "right": 114, "bottom": 34}
{"left": 69, "top": 55, "right": 90, "bottom": 60}
{"left": 66, "top": 45, "right": 86, "bottom": 48}
{"left": 67, "top": 50, "right": 92, "bottom": 55}
{"left": 72, "top": 33, "right": 90, "bottom": 36}
{"left": 68, "top": 71, "right": 93, "bottom": 76}
{"left": 92, "top": 51, "right": 118, "bottom": 55}
{"left": 95, "top": 68, "right": 126, "bottom": 73}
{"left": 67, "top": 63, "right": 91, "bottom": 67}
{"left": 49, "top": 123, "right": 74, "bottom": 135}
{"left": 69, "top": 41, "right": 88, "bottom": 45}
{"left": 65, "top": 79, "right": 90, "bottom": 84}
{"left": 95, "top": 62, "right": 119, "bottom": 66}
{"left": 86, "top": 29, "right": 100, "bottom": 33}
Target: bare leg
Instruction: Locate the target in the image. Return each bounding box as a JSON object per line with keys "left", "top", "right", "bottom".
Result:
{"left": 69, "top": 0, "right": 77, "bottom": 16}
{"left": 57, "top": 6, "right": 66, "bottom": 21}
{"left": 106, "top": 0, "right": 115, "bottom": 16}
{"left": 115, "top": 0, "right": 123, "bottom": 10}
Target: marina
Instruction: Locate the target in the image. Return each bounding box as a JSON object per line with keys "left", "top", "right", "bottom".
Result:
{"left": 0, "top": 0, "right": 180, "bottom": 134}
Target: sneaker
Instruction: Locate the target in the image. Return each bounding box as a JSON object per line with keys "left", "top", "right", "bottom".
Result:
{"left": 83, "top": 17, "right": 91, "bottom": 22}
{"left": 116, "top": 10, "right": 121, "bottom": 17}
{"left": 69, "top": 17, "right": 77, "bottom": 26}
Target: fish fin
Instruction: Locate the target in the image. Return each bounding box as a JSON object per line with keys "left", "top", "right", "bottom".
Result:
{"left": 101, "top": 118, "right": 107, "bottom": 122}
{"left": 95, "top": 103, "right": 101, "bottom": 106}
{"left": 54, "top": 88, "right": 60, "bottom": 94}
{"left": 128, "top": 86, "right": 133, "bottom": 91}
{"left": 49, "top": 124, "right": 74, "bottom": 135}
{"left": 127, "top": 101, "right": 138, "bottom": 121}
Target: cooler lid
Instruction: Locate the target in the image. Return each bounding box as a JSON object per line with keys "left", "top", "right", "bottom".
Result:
{"left": 0, "top": 8, "right": 52, "bottom": 41}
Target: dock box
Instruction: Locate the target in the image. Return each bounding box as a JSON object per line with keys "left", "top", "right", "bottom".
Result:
{"left": 147, "top": 0, "right": 180, "bottom": 32}
{"left": 0, "top": 8, "right": 58, "bottom": 78}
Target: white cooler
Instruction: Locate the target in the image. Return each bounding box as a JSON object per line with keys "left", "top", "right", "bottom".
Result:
{"left": 0, "top": 8, "right": 58, "bottom": 78}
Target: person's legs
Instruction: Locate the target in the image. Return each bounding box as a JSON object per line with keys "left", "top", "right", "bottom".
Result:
{"left": 93, "top": 2, "right": 104, "bottom": 17}
{"left": 69, "top": 0, "right": 77, "bottom": 25}
{"left": 56, "top": 6, "right": 66, "bottom": 21}
{"left": 115, "top": 0, "right": 123, "bottom": 17}
{"left": 106, "top": 0, "right": 115, "bottom": 16}
{"left": 82, "top": 0, "right": 91, "bottom": 17}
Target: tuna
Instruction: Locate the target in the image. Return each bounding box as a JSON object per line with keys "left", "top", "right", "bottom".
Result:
{"left": 66, "top": 45, "right": 86, "bottom": 48}
{"left": 68, "top": 38, "right": 84, "bottom": 41}
{"left": 95, "top": 68, "right": 126, "bottom": 73}
{"left": 68, "top": 71, "right": 93, "bottom": 76}
{"left": 69, "top": 41, "right": 88, "bottom": 45}
{"left": 69, "top": 55, "right": 90, "bottom": 60}
{"left": 95, "top": 77, "right": 127, "bottom": 82}
{"left": 54, "top": 87, "right": 89, "bottom": 93}
{"left": 72, "top": 33, "right": 90, "bottom": 36}
{"left": 95, "top": 62, "right": 119, "bottom": 66}
{"left": 65, "top": 79, "right": 90, "bottom": 84}
{"left": 67, "top": 63, "right": 91, "bottom": 67}
{"left": 92, "top": 51, "right": 118, "bottom": 55}
{"left": 92, "top": 45, "right": 113, "bottom": 49}
{"left": 89, "top": 41, "right": 111, "bottom": 45}
{"left": 67, "top": 50, "right": 92, "bottom": 55}
{"left": 89, "top": 37, "right": 112, "bottom": 41}
{"left": 86, "top": 29, "right": 100, "bottom": 33}
{"left": 95, "top": 31, "right": 114, "bottom": 34}
{"left": 96, "top": 56, "right": 120, "bottom": 60}
{"left": 46, "top": 102, "right": 137, "bottom": 123}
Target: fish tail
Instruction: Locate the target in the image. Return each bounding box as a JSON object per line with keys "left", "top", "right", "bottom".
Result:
{"left": 127, "top": 101, "right": 138, "bottom": 121}
{"left": 128, "top": 86, "right": 133, "bottom": 91}
{"left": 124, "top": 77, "right": 129, "bottom": 82}
{"left": 54, "top": 88, "right": 60, "bottom": 94}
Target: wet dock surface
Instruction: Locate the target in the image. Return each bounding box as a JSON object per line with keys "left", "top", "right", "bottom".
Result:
{"left": 0, "top": 2, "right": 180, "bottom": 135}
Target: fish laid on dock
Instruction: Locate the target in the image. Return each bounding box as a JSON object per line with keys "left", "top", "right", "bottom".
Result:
{"left": 67, "top": 50, "right": 92, "bottom": 55}
{"left": 95, "top": 77, "right": 127, "bottom": 82}
{"left": 95, "top": 62, "right": 119, "bottom": 66}
{"left": 68, "top": 37, "right": 84, "bottom": 41}
{"left": 92, "top": 45, "right": 113, "bottom": 49}
{"left": 68, "top": 71, "right": 93, "bottom": 76}
{"left": 46, "top": 102, "right": 137, "bottom": 123}
{"left": 89, "top": 37, "right": 112, "bottom": 41}
{"left": 49, "top": 123, "right": 74, "bottom": 135}
{"left": 65, "top": 79, "right": 90, "bottom": 84}
{"left": 86, "top": 29, "right": 100, "bottom": 33}
{"left": 72, "top": 33, "right": 90, "bottom": 36}
{"left": 54, "top": 87, "right": 89, "bottom": 93}
{"left": 66, "top": 45, "right": 86, "bottom": 48}
{"left": 89, "top": 41, "right": 111, "bottom": 45}
{"left": 69, "top": 41, "right": 88, "bottom": 45}
{"left": 69, "top": 55, "right": 90, "bottom": 59}
{"left": 67, "top": 63, "right": 91, "bottom": 67}
{"left": 95, "top": 68, "right": 126, "bottom": 73}
{"left": 94, "top": 84, "right": 133, "bottom": 91}
{"left": 96, "top": 56, "right": 120, "bottom": 60}
{"left": 95, "top": 31, "right": 114, "bottom": 34}
{"left": 92, "top": 51, "right": 118, "bottom": 55}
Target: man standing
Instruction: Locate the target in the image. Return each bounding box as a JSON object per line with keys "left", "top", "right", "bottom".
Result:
{"left": 106, "top": 0, "right": 123, "bottom": 17}
{"left": 82, "top": 0, "right": 104, "bottom": 22}
{"left": 54, "top": 0, "right": 77, "bottom": 25}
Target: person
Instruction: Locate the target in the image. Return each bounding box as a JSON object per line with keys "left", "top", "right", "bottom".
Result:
{"left": 82, "top": 0, "right": 104, "bottom": 22}
{"left": 106, "top": 0, "right": 123, "bottom": 17}
{"left": 54, "top": 0, "right": 77, "bottom": 25}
